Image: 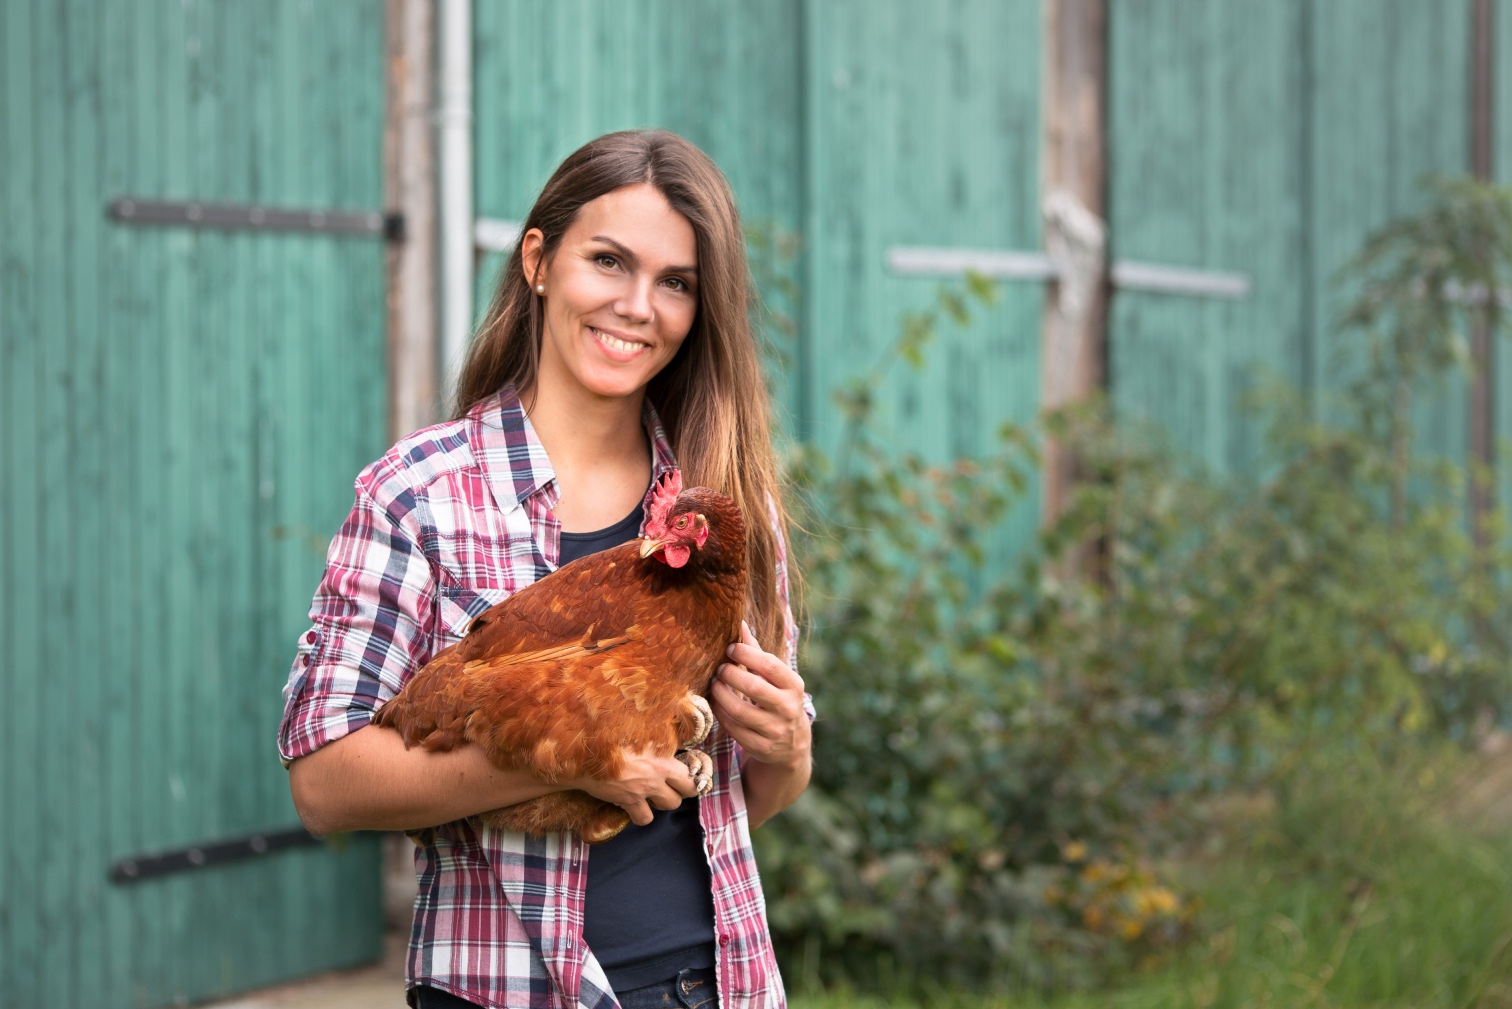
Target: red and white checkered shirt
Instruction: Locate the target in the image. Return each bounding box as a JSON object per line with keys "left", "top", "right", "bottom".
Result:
{"left": 279, "top": 386, "right": 805, "bottom": 1009}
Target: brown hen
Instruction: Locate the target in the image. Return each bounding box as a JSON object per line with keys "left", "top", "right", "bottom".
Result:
{"left": 373, "top": 472, "right": 747, "bottom": 844}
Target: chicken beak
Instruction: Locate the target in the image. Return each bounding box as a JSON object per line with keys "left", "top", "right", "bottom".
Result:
{"left": 639, "top": 537, "right": 666, "bottom": 558}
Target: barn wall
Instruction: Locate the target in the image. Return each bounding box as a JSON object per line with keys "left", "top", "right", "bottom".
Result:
{"left": 470, "top": 0, "right": 807, "bottom": 418}
{"left": 1107, "top": 0, "right": 1482, "bottom": 477}
{"left": 0, "top": 2, "right": 386, "bottom": 1006}
{"left": 471, "top": 0, "right": 1046, "bottom": 547}
{"left": 4, "top": 2, "right": 1511, "bottom": 1005}
{"left": 801, "top": 0, "right": 1045, "bottom": 551}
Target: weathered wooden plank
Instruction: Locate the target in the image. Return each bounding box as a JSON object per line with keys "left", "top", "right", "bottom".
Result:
{"left": 97, "top": 0, "right": 143, "bottom": 996}
{"left": 1108, "top": 0, "right": 1470, "bottom": 483}
{"left": 31, "top": 0, "right": 78, "bottom": 1000}
{"left": 802, "top": 0, "right": 1045, "bottom": 556}
{"left": 1309, "top": 0, "right": 1469, "bottom": 468}
{"left": 1041, "top": 0, "right": 1107, "bottom": 531}
{"left": 1, "top": 0, "right": 42, "bottom": 998}
{"left": 1108, "top": 1, "right": 1307, "bottom": 475}
{"left": 61, "top": 0, "right": 108, "bottom": 999}
{"left": 1496, "top": 0, "right": 1512, "bottom": 530}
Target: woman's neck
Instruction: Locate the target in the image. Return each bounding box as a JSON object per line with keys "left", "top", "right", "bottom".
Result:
{"left": 520, "top": 373, "right": 653, "bottom": 532}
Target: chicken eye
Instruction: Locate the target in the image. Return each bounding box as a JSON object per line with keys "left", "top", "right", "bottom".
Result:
{"left": 676, "top": 515, "right": 689, "bottom": 529}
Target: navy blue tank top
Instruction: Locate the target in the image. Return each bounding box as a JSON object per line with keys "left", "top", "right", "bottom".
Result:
{"left": 556, "top": 502, "right": 718, "bottom": 992}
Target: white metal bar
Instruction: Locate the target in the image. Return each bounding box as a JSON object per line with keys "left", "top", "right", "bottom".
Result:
{"left": 437, "top": 0, "right": 473, "bottom": 410}
{"left": 886, "top": 246, "right": 1059, "bottom": 281}
{"left": 474, "top": 217, "right": 523, "bottom": 253}
{"left": 887, "top": 245, "right": 1251, "bottom": 300}
{"left": 1109, "top": 260, "right": 1250, "bottom": 299}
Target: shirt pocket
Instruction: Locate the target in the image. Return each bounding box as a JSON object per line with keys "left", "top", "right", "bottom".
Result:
{"left": 434, "top": 575, "right": 508, "bottom": 650}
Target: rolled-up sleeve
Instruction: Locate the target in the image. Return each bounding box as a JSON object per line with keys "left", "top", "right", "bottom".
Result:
{"left": 278, "top": 466, "right": 438, "bottom": 765}
{"left": 768, "top": 494, "right": 815, "bottom": 722}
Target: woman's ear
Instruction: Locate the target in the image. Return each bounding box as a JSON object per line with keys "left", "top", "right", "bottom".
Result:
{"left": 520, "top": 227, "right": 548, "bottom": 289}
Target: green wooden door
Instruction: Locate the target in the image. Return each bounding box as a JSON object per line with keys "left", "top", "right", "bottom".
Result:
{"left": 1106, "top": 0, "right": 1489, "bottom": 476}
{"left": 472, "top": 0, "right": 1046, "bottom": 552}
{"left": 1, "top": 3, "right": 387, "bottom": 1005}
{"left": 800, "top": 0, "right": 1045, "bottom": 554}
{"left": 471, "top": 0, "right": 808, "bottom": 421}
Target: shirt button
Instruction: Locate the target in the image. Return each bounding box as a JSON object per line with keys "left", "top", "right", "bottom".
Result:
{"left": 719, "top": 934, "right": 731, "bottom": 947}
{"left": 304, "top": 630, "right": 317, "bottom": 644}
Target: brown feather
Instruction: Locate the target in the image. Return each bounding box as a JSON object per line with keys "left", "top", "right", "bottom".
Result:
{"left": 372, "top": 487, "right": 747, "bottom": 843}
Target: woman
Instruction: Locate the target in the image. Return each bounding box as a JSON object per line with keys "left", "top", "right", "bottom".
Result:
{"left": 279, "top": 130, "right": 812, "bottom": 1009}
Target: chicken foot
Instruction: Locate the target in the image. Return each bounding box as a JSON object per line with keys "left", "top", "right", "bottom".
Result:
{"left": 677, "top": 693, "right": 714, "bottom": 748}
{"left": 674, "top": 693, "right": 715, "bottom": 796}
{"left": 677, "top": 749, "right": 715, "bottom": 797}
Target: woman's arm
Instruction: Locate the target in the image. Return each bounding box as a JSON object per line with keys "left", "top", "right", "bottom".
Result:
{"left": 711, "top": 622, "right": 813, "bottom": 829}
{"left": 289, "top": 719, "right": 702, "bottom": 835}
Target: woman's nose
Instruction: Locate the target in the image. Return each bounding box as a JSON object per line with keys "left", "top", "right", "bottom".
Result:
{"left": 615, "top": 276, "right": 654, "bottom": 323}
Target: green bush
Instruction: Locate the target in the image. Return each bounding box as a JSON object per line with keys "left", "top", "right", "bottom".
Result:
{"left": 750, "top": 177, "right": 1512, "bottom": 994}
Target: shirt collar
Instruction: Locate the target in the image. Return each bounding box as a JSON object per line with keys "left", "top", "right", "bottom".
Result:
{"left": 470, "top": 385, "right": 680, "bottom": 513}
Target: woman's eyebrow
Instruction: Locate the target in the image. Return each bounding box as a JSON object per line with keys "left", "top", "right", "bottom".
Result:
{"left": 591, "top": 235, "right": 698, "bottom": 276}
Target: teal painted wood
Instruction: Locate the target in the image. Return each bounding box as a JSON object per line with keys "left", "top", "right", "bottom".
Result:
{"left": 1494, "top": 3, "right": 1512, "bottom": 538}
{"left": 1308, "top": 1, "right": 1471, "bottom": 465}
{"left": 801, "top": 0, "right": 1045, "bottom": 552}
{"left": 2, "top": 0, "right": 43, "bottom": 998}
{"left": 1108, "top": 0, "right": 1477, "bottom": 478}
{"left": 470, "top": 0, "right": 1044, "bottom": 554}
{"left": 1, "top": 3, "right": 386, "bottom": 1007}
{"left": 470, "top": 0, "right": 807, "bottom": 421}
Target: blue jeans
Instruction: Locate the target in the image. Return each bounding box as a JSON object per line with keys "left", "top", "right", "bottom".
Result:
{"left": 616, "top": 967, "right": 717, "bottom": 1009}
{"left": 411, "top": 968, "right": 717, "bottom": 1009}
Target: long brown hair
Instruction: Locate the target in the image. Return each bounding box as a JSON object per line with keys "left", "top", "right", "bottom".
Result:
{"left": 455, "top": 130, "right": 794, "bottom": 656}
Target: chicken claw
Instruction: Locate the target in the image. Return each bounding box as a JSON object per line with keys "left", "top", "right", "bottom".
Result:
{"left": 677, "top": 748, "right": 715, "bottom": 796}
{"left": 677, "top": 693, "right": 715, "bottom": 748}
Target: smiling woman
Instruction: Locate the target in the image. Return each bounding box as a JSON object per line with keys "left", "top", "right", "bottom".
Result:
{"left": 525, "top": 185, "right": 700, "bottom": 401}
{"left": 280, "top": 130, "right": 811, "bottom": 1009}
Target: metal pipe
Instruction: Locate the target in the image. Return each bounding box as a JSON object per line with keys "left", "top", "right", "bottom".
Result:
{"left": 437, "top": 0, "right": 473, "bottom": 413}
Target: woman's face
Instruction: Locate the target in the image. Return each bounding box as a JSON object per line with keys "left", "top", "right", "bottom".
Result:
{"left": 524, "top": 183, "right": 699, "bottom": 403}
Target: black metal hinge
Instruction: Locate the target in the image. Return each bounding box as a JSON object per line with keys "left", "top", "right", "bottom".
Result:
{"left": 109, "top": 197, "right": 405, "bottom": 241}
{"left": 109, "top": 826, "right": 326, "bottom": 884}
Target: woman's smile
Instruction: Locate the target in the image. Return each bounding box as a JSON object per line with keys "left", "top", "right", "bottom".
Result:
{"left": 524, "top": 183, "right": 700, "bottom": 403}
{"left": 588, "top": 324, "right": 653, "bottom": 361}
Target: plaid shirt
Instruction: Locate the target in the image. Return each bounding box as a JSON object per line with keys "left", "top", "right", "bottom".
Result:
{"left": 279, "top": 386, "right": 804, "bottom": 1009}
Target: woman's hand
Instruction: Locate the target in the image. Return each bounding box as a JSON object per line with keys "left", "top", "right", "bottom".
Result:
{"left": 570, "top": 746, "right": 702, "bottom": 827}
{"left": 711, "top": 621, "right": 812, "bottom": 827}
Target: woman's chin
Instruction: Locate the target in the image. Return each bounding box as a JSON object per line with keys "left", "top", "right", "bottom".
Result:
{"left": 576, "top": 365, "right": 658, "bottom": 402}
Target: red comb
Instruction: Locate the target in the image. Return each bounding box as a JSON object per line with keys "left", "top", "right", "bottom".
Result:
{"left": 645, "top": 470, "right": 683, "bottom": 535}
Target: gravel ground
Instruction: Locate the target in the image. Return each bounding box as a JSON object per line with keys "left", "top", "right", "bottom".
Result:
{"left": 197, "top": 933, "right": 407, "bottom": 1009}
{"left": 199, "top": 834, "right": 418, "bottom": 1009}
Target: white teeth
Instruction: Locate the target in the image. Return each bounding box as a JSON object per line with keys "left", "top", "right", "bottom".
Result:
{"left": 593, "top": 327, "right": 647, "bottom": 354}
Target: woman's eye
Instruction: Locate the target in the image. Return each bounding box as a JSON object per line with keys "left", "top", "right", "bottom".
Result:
{"left": 595, "top": 254, "right": 618, "bottom": 270}
{"left": 665, "top": 277, "right": 687, "bottom": 292}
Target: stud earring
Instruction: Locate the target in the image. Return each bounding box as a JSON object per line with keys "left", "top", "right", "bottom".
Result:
{"left": 536, "top": 283, "right": 545, "bottom": 294}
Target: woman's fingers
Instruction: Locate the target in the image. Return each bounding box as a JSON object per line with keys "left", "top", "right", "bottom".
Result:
{"left": 716, "top": 662, "right": 785, "bottom": 710}
{"left": 711, "top": 624, "right": 812, "bottom": 769}
{"left": 725, "top": 622, "right": 805, "bottom": 693}
{"left": 579, "top": 748, "right": 699, "bottom": 823}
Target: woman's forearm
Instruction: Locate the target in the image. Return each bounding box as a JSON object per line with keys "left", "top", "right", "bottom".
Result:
{"left": 288, "top": 723, "right": 559, "bottom": 835}
{"left": 741, "top": 752, "right": 811, "bottom": 830}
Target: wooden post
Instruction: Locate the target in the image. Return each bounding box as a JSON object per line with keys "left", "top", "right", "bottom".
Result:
{"left": 1039, "top": 0, "right": 1109, "bottom": 554}
{"left": 1469, "top": 0, "right": 1495, "bottom": 553}
{"left": 384, "top": 0, "right": 438, "bottom": 442}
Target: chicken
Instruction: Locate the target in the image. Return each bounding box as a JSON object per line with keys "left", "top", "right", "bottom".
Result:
{"left": 372, "top": 471, "right": 747, "bottom": 844}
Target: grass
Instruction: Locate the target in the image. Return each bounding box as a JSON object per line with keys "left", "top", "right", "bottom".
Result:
{"left": 789, "top": 746, "right": 1512, "bottom": 1009}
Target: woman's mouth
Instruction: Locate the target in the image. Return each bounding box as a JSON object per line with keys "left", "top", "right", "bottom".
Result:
{"left": 589, "top": 326, "right": 651, "bottom": 360}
